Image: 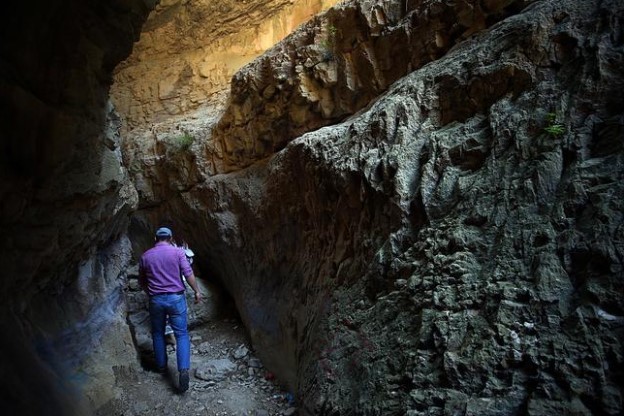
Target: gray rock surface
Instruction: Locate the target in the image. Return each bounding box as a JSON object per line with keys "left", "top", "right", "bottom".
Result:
{"left": 210, "top": 0, "right": 535, "bottom": 173}
{"left": 0, "top": 0, "right": 152, "bottom": 412}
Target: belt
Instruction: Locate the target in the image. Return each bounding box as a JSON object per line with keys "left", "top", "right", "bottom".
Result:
{"left": 150, "top": 290, "right": 185, "bottom": 296}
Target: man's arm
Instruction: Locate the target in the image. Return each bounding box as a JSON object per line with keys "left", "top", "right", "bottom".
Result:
{"left": 184, "top": 273, "right": 202, "bottom": 304}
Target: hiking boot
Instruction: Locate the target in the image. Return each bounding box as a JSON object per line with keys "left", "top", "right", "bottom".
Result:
{"left": 179, "top": 369, "right": 189, "bottom": 392}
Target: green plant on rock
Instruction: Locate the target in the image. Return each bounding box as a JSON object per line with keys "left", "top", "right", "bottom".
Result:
{"left": 166, "top": 132, "right": 195, "bottom": 152}
{"left": 543, "top": 112, "right": 565, "bottom": 138}
{"left": 325, "top": 24, "right": 338, "bottom": 46}
{"left": 319, "top": 22, "right": 339, "bottom": 59}
{"left": 177, "top": 132, "right": 194, "bottom": 149}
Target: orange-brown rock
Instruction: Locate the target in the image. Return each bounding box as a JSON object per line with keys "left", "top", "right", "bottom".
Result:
{"left": 112, "top": 0, "right": 339, "bottom": 131}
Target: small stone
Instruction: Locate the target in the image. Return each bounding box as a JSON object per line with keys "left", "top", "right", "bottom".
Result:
{"left": 127, "top": 279, "right": 141, "bottom": 291}
{"left": 248, "top": 358, "right": 262, "bottom": 368}
{"left": 126, "top": 264, "right": 140, "bottom": 278}
{"left": 394, "top": 279, "right": 407, "bottom": 288}
{"left": 195, "top": 359, "right": 236, "bottom": 381}
{"left": 283, "top": 408, "right": 297, "bottom": 416}
{"left": 253, "top": 411, "right": 269, "bottom": 416}
{"left": 233, "top": 344, "right": 249, "bottom": 359}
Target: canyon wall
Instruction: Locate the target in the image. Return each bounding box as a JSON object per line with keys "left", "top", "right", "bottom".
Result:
{"left": 0, "top": 0, "right": 154, "bottom": 412}
{"left": 210, "top": 0, "right": 535, "bottom": 173}
{"left": 125, "top": 0, "right": 623, "bottom": 414}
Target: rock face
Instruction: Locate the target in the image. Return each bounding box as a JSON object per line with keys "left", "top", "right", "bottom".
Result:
{"left": 112, "top": 0, "right": 339, "bottom": 130}
{"left": 210, "top": 0, "right": 534, "bottom": 173}
{"left": 140, "top": 0, "right": 622, "bottom": 414}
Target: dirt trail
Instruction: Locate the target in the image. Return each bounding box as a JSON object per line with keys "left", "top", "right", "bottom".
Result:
{"left": 102, "top": 316, "right": 297, "bottom": 416}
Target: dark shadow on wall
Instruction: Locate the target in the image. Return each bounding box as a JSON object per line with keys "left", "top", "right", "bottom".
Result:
{"left": 0, "top": 320, "right": 88, "bottom": 416}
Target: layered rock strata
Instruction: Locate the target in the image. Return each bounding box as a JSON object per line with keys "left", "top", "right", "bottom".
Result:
{"left": 133, "top": 0, "right": 623, "bottom": 414}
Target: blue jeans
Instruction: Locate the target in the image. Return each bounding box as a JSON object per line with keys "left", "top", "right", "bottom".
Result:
{"left": 149, "top": 293, "right": 190, "bottom": 371}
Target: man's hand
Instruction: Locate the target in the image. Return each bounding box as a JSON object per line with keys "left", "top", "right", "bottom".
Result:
{"left": 185, "top": 273, "right": 202, "bottom": 304}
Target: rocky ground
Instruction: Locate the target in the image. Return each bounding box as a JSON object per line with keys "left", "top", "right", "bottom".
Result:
{"left": 96, "top": 269, "right": 298, "bottom": 416}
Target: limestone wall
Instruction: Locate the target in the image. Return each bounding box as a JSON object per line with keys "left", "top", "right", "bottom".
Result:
{"left": 112, "top": 0, "right": 339, "bottom": 130}
{"left": 116, "top": 1, "right": 624, "bottom": 413}
{"left": 209, "top": 0, "right": 535, "bottom": 173}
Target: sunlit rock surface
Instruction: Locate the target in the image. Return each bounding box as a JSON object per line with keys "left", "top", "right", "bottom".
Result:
{"left": 210, "top": 0, "right": 536, "bottom": 173}
{"left": 112, "top": 0, "right": 339, "bottom": 130}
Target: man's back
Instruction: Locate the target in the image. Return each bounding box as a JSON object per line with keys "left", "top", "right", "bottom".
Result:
{"left": 140, "top": 242, "right": 192, "bottom": 295}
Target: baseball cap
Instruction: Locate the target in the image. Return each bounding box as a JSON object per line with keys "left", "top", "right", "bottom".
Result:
{"left": 155, "top": 227, "right": 173, "bottom": 237}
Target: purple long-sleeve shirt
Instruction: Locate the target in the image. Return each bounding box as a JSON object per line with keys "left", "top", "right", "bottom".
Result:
{"left": 139, "top": 242, "right": 193, "bottom": 295}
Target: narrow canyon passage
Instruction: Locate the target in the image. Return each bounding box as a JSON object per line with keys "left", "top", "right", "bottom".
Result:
{"left": 108, "top": 269, "right": 297, "bottom": 416}
{"left": 1, "top": 1, "right": 623, "bottom": 415}
{"left": 114, "top": 233, "right": 301, "bottom": 416}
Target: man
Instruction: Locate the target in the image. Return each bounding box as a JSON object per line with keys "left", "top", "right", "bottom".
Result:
{"left": 138, "top": 227, "right": 202, "bottom": 392}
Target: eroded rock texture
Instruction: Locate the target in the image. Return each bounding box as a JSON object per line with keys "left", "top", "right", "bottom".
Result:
{"left": 140, "top": 0, "right": 623, "bottom": 414}
{"left": 210, "top": 0, "right": 534, "bottom": 172}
